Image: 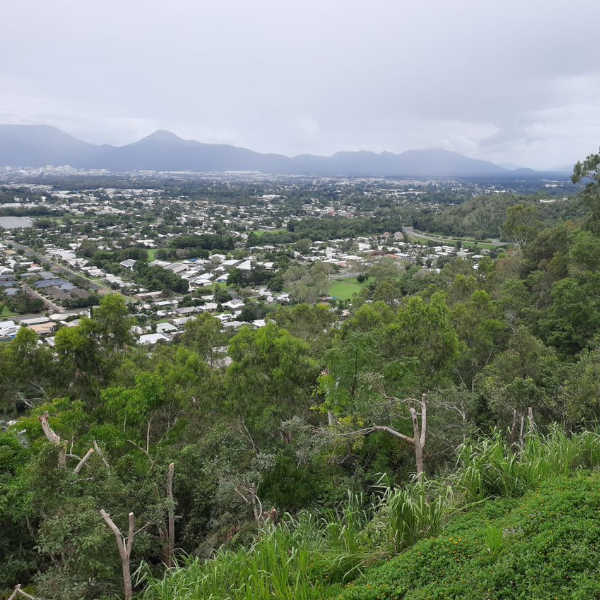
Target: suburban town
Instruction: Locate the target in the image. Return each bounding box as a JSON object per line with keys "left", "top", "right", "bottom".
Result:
{"left": 0, "top": 171, "right": 530, "bottom": 349}
{"left": 5, "top": 1, "right": 600, "bottom": 598}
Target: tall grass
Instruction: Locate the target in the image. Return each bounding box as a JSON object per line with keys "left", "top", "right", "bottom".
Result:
{"left": 141, "top": 517, "right": 323, "bottom": 600}
{"left": 456, "top": 428, "right": 600, "bottom": 502}
{"left": 383, "top": 481, "right": 453, "bottom": 551}
{"left": 141, "top": 429, "right": 600, "bottom": 600}
{"left": 140, "top": 497, "right": 377, "bottom": 600}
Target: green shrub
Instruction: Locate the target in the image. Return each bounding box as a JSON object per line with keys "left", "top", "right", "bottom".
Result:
{"left": 385, "top": 482, "right": 452, "bottom": 552}
{"left": 338, "top": 474, "right": 600, "bottom": 599}
{"left": 456, "top": 429, "right": 600, "bottom": 502}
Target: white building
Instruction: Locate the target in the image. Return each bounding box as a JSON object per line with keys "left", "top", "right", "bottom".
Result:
{"left": 139, "top": 333, "right": 169, "bottom": 345}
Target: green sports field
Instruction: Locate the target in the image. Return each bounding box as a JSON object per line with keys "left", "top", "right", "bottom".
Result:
{"left": 328, "top": 277, "right": 371, "bottom": 300}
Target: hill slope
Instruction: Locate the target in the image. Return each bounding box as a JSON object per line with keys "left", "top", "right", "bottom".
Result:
{"left": 143, "top": 473, "right": 600, "bottom": 600}
{"left": 339, "top": 474, "right": 600, "bottom": 599}
{"left": 0, "top": 124, "right": 514, "bottom": 176}
{"left": 0, "top": 124, "right": 98, "bottom": 167}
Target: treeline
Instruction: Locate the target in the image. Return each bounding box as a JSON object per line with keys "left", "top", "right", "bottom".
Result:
{"left": 133, "top": 261, "right": 188, "bottom": 293}
{"left": 154, "top": 233, "right": 236, "bottom": 261}
{"left": 412, "top": 193, "right": 584, "bottom": 239}
{"left": 0, "top": 207, "right": 61, "bottom": 217}
{"left": 0, "top": 290, "right": 44, "bottom": 314}
{"left": 63, "top": 292, "right": 100, "bottom": 309}
{"left": 79, "top": 244, "right": 189, "bottom": 293}
{"left": 228, "top": 265, "right": 278, "bottom": 289}
{"left": 153, "top": 247, "right": 209, "bottom": 261}
{"left": 169, "top": 233, "right": 235, "bottom": 251}
{"left": 247, "top": 214, "right": 405, "bottom": 246}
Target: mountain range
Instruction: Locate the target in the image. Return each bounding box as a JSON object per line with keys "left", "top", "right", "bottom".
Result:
{"left": 0, "top": 124, "right": 559, "bottom": 177}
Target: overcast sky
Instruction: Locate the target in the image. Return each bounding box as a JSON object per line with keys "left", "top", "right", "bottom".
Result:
{"left": 2, "top": 0, "right": 599, "bottom": 169}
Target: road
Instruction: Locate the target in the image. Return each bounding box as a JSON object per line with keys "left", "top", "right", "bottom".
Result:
{"left": 402, "top": 227, "right": 508, "bottom": 247}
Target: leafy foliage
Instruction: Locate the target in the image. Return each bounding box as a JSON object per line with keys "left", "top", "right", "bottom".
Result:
{"left": 6, "top": 151, "right": 600, "bottom": 598}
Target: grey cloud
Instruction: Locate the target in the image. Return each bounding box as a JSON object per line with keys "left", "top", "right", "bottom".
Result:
{"left": 1, "top": 0, "right": 599, "bottom": 169}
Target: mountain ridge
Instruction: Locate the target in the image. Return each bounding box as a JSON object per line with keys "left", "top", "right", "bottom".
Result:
{"left": 0, "top": 124, "right": 558, "bottom": 177}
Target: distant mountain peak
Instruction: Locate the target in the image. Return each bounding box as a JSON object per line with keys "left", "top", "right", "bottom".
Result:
{"left": 141, "top": 129, "right": 183, "bottom": 142}
{"left": 0, "top": 123, "right": 539, "bottom": 176}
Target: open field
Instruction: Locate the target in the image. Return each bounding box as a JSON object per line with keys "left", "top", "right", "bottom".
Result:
{"left": 328, "top": 277, "right": 371, "bottom": 300}
{"left": 0, "top": 305, "right": 16, "bottom": 317}
{"left": 147, "top": 248, "right": 161, "bottom": 261}
{"left": 252, "top": 228, "right": 286, "bottom": 238}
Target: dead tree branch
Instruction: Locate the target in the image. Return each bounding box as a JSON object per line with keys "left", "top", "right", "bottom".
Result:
{"left": 157, "top": 463, "right": 177, "bottom": 568}
{"left": 93, "top": 440, "right": 111, "bottom": 470}
{"left": 336, "top": 394, "right": 428, "bottom": 478}
{"left": 100, "top": 510, "right": 136, "bottom": 600}
{"left": 8, "top": 585, "right": 43, "bottom": 600}
{"left": 510, "top": 406, "right": 535, "bottom": 451}
{"left": 234, "top": 483, "right": 264, "bottom": 524}
{"left": 73, "top": 447, "right": 95, "bottom": 474}
{"left": 39, "top": 412, "right": 66, "bottom": 468}
{"left": 38, "top": 413, "right": 95, "bottom": 474}
{"left": 127, "top": 439, "right": 155, "bottom": 467}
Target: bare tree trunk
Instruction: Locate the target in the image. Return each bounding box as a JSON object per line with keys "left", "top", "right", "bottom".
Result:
{"left": 519, "top": 413, "right": 525, "bottom": 451}
{"left": 146, "top": 418, "right": 152, "bottom": 454}
{"left": 166, "top": 462, "right": 175, "bottom": 568}
{"left": 409, "top": 394, "right": 427, "bottom": 479}
{"left": 158, "top": 462, "right": 177, "bottom": 566}
{"left": 100, "top": 510, "right": 135, "bottom": 600}
{"left": 527, "top": 406, "right": 535, "bottom": 431}
{"left": 234, "top": 483, "right": 264, "bottom": 525}
{"left": 121, "top": 555, "right": 132, "bottom": 600}
{"left": 510, "top": 408, "right": 518, "bottom": 446}
{"left": 327, "top": 410, "right": 336, "bottom": 426}
{"left": 413, "top": 436, "right": 424, "bottom": 479}
{"left": 511, "top": 407, "right": 535, "bottom": 451}
{"left": 39, "top": 412, "right": 96, "bottom": 473}
{"left": 251, "top": 494, "right": 264, "bottom": 524}
{"left": 39, "top": 412, "right": 66, "bottom": 468}
{"left": 517, "top": 407, "right": 535, "bottom": 452}
{"left": 7, "top": 585, "right": 20, "bottom": 600}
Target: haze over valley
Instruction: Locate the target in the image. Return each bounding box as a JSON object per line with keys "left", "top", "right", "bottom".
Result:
{"left": 0, "top": 124, "right": 560, "bottom": 177}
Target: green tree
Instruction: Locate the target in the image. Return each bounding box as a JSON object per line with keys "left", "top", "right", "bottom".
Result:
{"left": 572, "top": 148, "right": 600, "bottom": 232}
{"left": 182, "top": 314, "right": 221, "bottom": 365}
{"left": 451, "top": 289, "right": 509, "bottom": 386}
{"left": 382, "top": 293, "right": 459, "bottom": 391}
{"left": 93, "top": 293, "right": 133, "bottom": 352}
{"left": 225, "top": 323, "right": 319, "bottom": 443}
{"left": 273, "top": 303, "right": 335, "bottom": 353}
{"left": 503, "top": 204, "right": 541, "bottom": 246}
{"left": 538, "top": 275, "right": 600, "bottom": 354}
{"left": 283, "top": 262, "right": 332, "bottom": 303}
{"left": 560, "top": 346, "right": 600, "bottom": 430}
{"left": 0, "top": 327, "right": 55, "bottom": 414}
{"left": 476, "top": 327, "right": 563, "bottom": 429}
{"left": 320, "top": 294, "right": 459, "bottom": 478}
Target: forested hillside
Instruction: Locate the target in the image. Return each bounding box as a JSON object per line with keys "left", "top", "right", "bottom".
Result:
{"left": 2, "top": 150, "right": 600, "bottom": 600}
